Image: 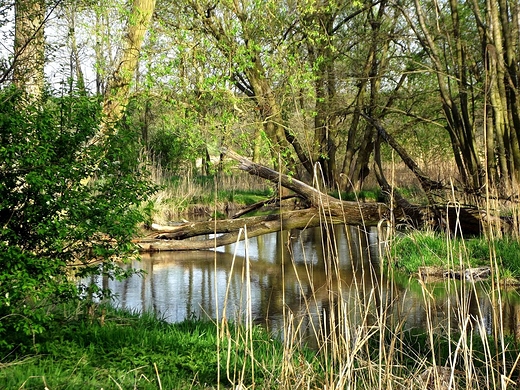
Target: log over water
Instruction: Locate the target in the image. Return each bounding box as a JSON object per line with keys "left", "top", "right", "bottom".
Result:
{"left": 136, "top": 150, "right": 507, "bottom": 252}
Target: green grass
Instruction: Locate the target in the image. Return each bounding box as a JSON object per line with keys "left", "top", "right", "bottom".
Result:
{"left": 168, "top": 174, "right": 274, "bottom": 206}
{"left": 0, "top": 307, "right": 318, "bottom": 389}
{"left": 212, "top": 189, "right": 274, "bottom": 205}
{"left": 2, "top": 301, "right": 519, "bottom": 389}
{"left": 390, "top": 230, "right": 520, "bottom": 278}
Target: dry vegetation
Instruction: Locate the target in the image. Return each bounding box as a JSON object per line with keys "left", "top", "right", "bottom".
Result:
{"left": 213, "top": 198, "right": 520, "bottom": 389}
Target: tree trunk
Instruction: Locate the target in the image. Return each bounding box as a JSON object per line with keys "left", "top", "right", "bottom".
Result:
{"left": 136, "top": 149, "right": 512, "bottom": 251}
{"left": 137, "top": 203, "right": 388, "bottom": 251}
{"left": 13, "top": 0, "right": 45, "bottom": 100}
{"left": 411, "top": 0, "right": 484, "bottom": 191}
{"left": 138, "top": 209, "right": 336, "bottom": 251}
{"left": 102, "top": 0, "right": 156, "bottom": 125}
{"left": 136, "top": 149, "right": 389, "bottom": 251}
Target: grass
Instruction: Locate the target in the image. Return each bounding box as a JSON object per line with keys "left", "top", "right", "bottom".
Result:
{"left": 329, "top": 188, "right": 383, "bottom": 202}
{"left": 147, "top": 169, "right": 274, "bottom": 223}
{"left": 389, "top": 230, "right": 520, "bottom": 279}
{"left": 188, "top": 188, "right": 274, "bottom": 207}
{"left": 141, "top": 172, "right": 520, "bottom": 388}
{"left": 3, "top": 301, "right": 519, "bottom": 390}
{"left": 1, "top": 306, "right": 318, "bottom": 389}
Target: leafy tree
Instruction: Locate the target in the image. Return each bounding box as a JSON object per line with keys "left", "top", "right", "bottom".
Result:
{"left": 404, "top": 0, "right": 520, "bottom": 196}
{"left": 155, "top": 0, "right": 417, "bottom": 191}
{"left": 0, "top": 87, "right": 156, "bottom": 352}
{"left": 101, "top": 0, "right": 156, "bottom": 125}
{"left": 0, "top": 0, "right": 158, "bottom": 354}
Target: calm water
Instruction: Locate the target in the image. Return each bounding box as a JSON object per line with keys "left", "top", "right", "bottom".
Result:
{"left": 100, "top": 225, "right": 520, "bottom": 341}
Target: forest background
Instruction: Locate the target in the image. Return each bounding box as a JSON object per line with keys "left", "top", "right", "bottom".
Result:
{"left": 5, "top": 0, "right": 520, "bottom": 194}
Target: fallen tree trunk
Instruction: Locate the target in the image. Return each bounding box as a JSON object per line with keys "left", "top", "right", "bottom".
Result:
{"left": 138, "top": 201, "right": 388, "bottom": 251}
{"left": 139, "top": 209, "right": 324, "bottom": 251}
{"left": 136, "top": 151, "right": 390, "bottom": 251}
{"left": 230, "top": 194, "right": 299, "bottom": 218}
{"left": 222, "top": 148, "right": 343, "bottom": 208}
{"left": 136, "top": 150, "right": 511, "bottom": 252}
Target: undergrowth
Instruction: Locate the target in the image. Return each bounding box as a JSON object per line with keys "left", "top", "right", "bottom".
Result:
{"left": 2, "top": 304, "right": 518, "bottom": 389}
{"left": 0, "top": 306, "right": 307, "bottom": 389}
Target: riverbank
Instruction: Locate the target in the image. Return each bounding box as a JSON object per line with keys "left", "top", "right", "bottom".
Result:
{"left": 388, "top": 230, "right": 520, "bottom": 284}
{"left": 2, "top": 304, "right": 519, "bottom": 389}
{"left": 0, "top": 306, "right": 299, "bottom": 389}
{"left": 5, "top": 190, "right": 520, "bottom": 388}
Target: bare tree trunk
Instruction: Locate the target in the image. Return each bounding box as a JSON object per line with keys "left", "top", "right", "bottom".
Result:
{"left": 139, "top": 209, "right": 336, "bottom": 251}
{"left": 13, "top": 0, "right": 45, "bottom": 100}
{"left": 136, "top": 149, "right": 390, "bottom": 251}
{"left": 64, "top": 3, "right": 86, "bottom": 93}
{"left": 410, "top": 0, "right": 484, "bottom": 191}
{"left": 102, "top": 0, "right": 156, "bottom": 127}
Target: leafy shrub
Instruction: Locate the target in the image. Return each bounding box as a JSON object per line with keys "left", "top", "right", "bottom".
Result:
{"left": 0, "top": 88, "right": 155, "bottom": 352}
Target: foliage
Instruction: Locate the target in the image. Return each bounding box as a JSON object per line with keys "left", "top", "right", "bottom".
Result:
{"left": 188, "top": 187, "right": 274, "bottom": 207}
{"left": 0, "top": 87, "right": 156, "bottom": 351}
{"left": 390, "top": 231, "right": 452, "bottom": 273}
{"left": 124, "top": 95, "right": 209, "bottom": 174}
{"left": 466, "top": 237, "right": 520, "bottom": 278}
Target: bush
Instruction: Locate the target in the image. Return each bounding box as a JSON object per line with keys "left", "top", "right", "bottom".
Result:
{"left": 0, "top": 88, "right": 155, "bottom": 352}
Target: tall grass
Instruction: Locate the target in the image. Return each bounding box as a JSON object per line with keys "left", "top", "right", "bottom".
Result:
{"left": 148, "top": 162, "right": 272, "bottom": 224}
{"left": 4, "top": 165, "right": 520, "bottom": 389}
{"left": 210, "top": 174, "right": 520, "bottom": 389}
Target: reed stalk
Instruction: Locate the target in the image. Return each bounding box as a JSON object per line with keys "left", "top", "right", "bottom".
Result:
{"left": 212, "top": 165, "right": 519, "bottom": 389}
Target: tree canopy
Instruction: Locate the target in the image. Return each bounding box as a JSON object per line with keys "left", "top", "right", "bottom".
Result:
{"left": 143, "top": 0, "right": 519, "bottom": 198}
{"left": 3, "top": 0, "right": 516, "bottom": 197}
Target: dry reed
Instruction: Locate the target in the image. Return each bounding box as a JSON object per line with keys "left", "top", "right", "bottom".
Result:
{"left": 210, "top": 165, "right": 519, "bottom": 390}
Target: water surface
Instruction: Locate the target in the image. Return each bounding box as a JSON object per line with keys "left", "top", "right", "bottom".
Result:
{"left": 102, "top": 225, "right": 520, "bottom": 341}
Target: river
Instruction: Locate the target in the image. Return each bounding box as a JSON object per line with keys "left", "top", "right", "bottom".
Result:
{"left": 98, "top": 225, "right": 520, "bottom": 343}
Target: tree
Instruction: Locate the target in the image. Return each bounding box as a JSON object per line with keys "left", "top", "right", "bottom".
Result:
{"left": 86, "top": 0, "right": 157, "bottom": 147}
{"left": 474, "top": 0, "right": 520, "bottom": 192}
{"left": 181, "top": 0, "right": 297, "bottom": 170}
{"left": 13, "top": 0, "right": 45, "bottom": 99}
{"left": 333, "top": 0, "right": 403, "bottom": 191}
{"left": 160, "top": 0, "right": 405, "bottom": 192}
{"left": 102, "top": 0, "right": 156, "bottom": 124}
{"left": 0, "top": 0, "right": 158, "bottom": 352}
{"left": 138, "top": 149, "right": 493, "bottom": 251}
{"left": 402, "top": 0, "right": 520, "bottom": 196}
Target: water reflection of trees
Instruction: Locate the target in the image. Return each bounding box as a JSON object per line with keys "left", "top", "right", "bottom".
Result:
{"left": 104, "top": 226, "right": 520, "bottom": 343}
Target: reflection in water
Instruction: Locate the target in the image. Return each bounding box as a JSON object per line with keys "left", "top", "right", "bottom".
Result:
{"left": 102, "top": 225, "right": 520, "bottom": 343}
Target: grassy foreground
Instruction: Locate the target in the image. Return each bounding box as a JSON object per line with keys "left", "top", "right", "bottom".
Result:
{"left": 2, "top": 302, "right": 520, "bottom": 389}
{"left": 0, "top": 306, "right": 313, "bottom": 389}
{"left": 3, "top": 215, "right": 520, "bottom": 388}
